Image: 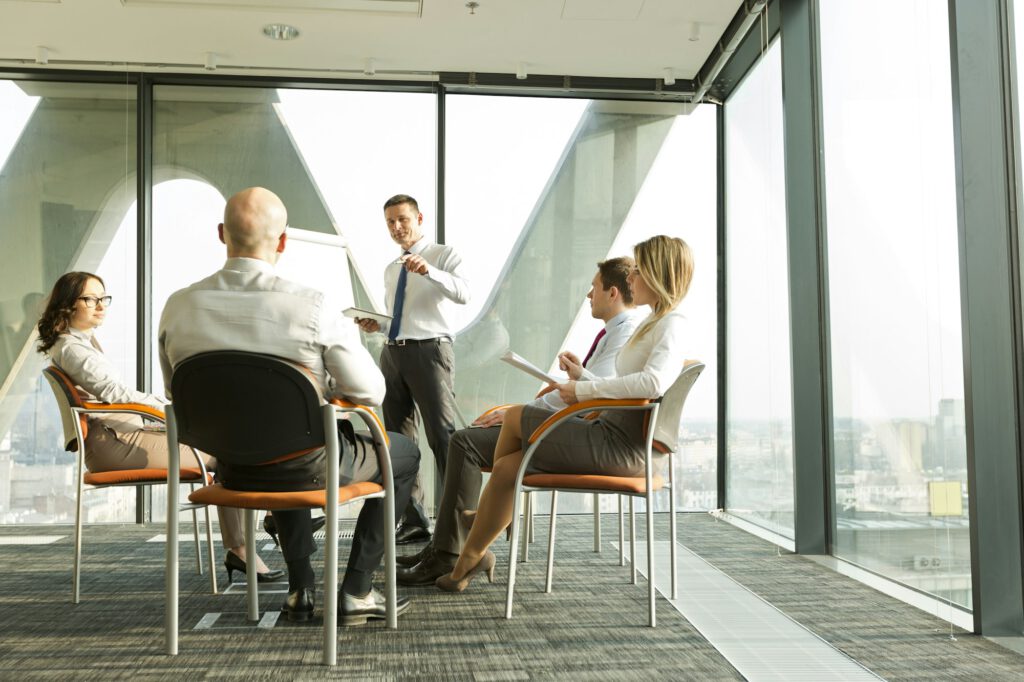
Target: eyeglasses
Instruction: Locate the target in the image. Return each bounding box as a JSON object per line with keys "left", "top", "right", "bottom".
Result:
{"left": 78, "top": 295, "right": 112, "bottom": 308}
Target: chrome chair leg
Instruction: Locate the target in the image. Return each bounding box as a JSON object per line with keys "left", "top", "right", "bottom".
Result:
{"left": 527, "top": 491, "right": 535, "bottom": 544}
{"left": 72, "top": 457, "right": 85, "bottom": 604}
{"left": 669, "top": 460, "right": 678, "bottom": 600}
{"left": 245, "top": 509, "right": 258, "bottom": 622}
{"left": 593, "top": 493, "right": 601, "bottom": 552}
{"left": 629, "top": 497, "right": 637, "bottom": 585}
{"left": 191, "top": 497, "right": 202, "bottom": 575}
{"left": 646, "top": 491, "right": 656, "bottom": 627}
{"left": 522, "top": 492, "right": 531, "bottom": 563}
{"left": 544, "top": 491, "right": 559, "bottom": 593}
{"left": 205, "top": 504, "right": 217, "bottom": 594}
{"left": 618, "top": 496, "right": 626, "bottom": 567}
{"left": 505, "top": 486, "right": 526, "bottom": 619}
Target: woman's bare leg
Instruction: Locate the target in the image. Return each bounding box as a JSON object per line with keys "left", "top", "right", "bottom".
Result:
{"left": 449, "top": 449, "right": 524, "bottom": 579}
{"left": 493, "top": 404, "right": 525, "bottom": 463}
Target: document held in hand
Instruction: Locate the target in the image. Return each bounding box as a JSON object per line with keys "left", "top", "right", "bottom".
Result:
{"left": 500, "top": 351, "right": 561, "bottom": 384}
{"left": 343, "top": 307, "right": 393, "bottom": 325}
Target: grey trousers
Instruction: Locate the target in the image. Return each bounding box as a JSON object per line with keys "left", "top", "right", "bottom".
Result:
{"left": 380, "top": 339, "right": 458, "bottom": 529}
{"left": 84, "top": 417, "right": 245, "bottom": 549}
{"left": 432, "top": 426, "right": 501, "bottom": 556}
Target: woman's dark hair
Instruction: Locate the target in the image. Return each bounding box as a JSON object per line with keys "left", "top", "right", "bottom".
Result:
{"left": 36, "top": 271, "right": 103, "bottom": 355}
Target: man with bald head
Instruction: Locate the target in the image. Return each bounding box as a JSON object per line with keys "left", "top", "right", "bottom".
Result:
{"left": 159, "top": 187, "right": 420, "bottom": 625}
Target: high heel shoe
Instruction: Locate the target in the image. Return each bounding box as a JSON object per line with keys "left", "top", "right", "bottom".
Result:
{"left": 224, "top": 551, "right": 285, "bottom": 584}
{"left": 263, "top": 514, "right": 326, "bottom": 547}
{"left": 435, "top": 550, "right": 496, "bottom": 593}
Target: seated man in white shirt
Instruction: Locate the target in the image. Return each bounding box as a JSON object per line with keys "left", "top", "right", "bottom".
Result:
{"left": 397, "top": 257, "right": 642, "bottom": 585}
{"left": 159, "top": 187, "right": 420, "bottom": 624}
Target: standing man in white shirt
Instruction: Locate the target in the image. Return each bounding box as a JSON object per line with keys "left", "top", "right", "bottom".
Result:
{"left": 355, "top": 194, "right": 470, "bottom": 545}
{"left": 397, "top": 257, "right": 643, "bottom": 585}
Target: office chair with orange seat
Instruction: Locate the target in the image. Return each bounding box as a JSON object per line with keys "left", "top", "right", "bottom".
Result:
{"left": 41, "top": 365, "right": 215, "bottom": 604}
{"left": 504, "top": 361, "right": 705, "bottom": 627}
{"left": 163, "top": 351, "right": 398, "bottom": 666}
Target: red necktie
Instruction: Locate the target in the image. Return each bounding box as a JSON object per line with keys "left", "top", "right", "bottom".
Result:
{"left": 582, "top": 328, "right": 607, "bottom": 368}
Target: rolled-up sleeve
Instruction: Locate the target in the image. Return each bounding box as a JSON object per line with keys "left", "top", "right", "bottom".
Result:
{"left": 319, "top": 309, "right": 386, "bottom": 405}
{"left": 424, "top": 246, "right": 471, "bottom": 305}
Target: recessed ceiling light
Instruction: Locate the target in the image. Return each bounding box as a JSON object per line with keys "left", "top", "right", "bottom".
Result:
{"left": 263, "top": 24, "right": 300, "bottom": 41}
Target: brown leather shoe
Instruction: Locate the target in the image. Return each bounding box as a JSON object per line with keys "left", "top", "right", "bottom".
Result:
{"left": 397, "top": 550, "right": 457, "bottom": 586}
{"left": 397, "top": 543, "right": 433, "bottom": 567}
{"left": 395, "top": 523, "right": 432, "bottom": 545}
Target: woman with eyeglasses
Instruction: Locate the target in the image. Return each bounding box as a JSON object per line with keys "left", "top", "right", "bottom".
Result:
{"left": 37, "top": 271, "right": 281, "bottom": 583}
{"left": 436, "top": 235, "right": 694, "bottom": 592}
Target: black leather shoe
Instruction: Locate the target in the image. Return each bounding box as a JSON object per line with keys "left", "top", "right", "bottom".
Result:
{"left": 224, "top": 551, "right": 285, "bottom": 584}
{"left": 397, "top": 543, "right": 433, "bottom": 567}
{"left": 397, "top": 550, "right": 457, "bottom": 586}
{"left": 395, "top": 523, "right": 431, "bottom": 545}
{"left": 338, "top": 588, "right": 411, "bottom": 626}
{"left": 263, "top": 515, "right": 326, "bottom": 547}
{"left": 282, "top": 587, "right": 315, "bottom": 623}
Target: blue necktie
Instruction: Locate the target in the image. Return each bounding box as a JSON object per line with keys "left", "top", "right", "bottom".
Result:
{"left": 388, "top": 254, "right": 409, "bottom": 342}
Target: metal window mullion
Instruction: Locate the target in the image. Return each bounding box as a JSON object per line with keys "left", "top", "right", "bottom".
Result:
{"left": 778, "top": 0, "right": 831, "bottom": 555}
{"left": 135, "top": 73, "right": 154, "bottom": 525}
{"left": 716, "top": 103, "right": 727, "bottom": 511}
{"left": 948, "top": 0, "right": 1024, "bottom": 636}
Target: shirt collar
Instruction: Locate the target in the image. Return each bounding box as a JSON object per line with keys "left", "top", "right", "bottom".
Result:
{"left": 604, "top": 309, "right": 637, "bottom": 331}
{"left": 67, "top": 326, "right": 94, "bottom": 341}
{"left": 223, "top": 257, "right": 275, "bottom": 274}
{"left": 405, "top": 237, "right": 432, "bottom": 256}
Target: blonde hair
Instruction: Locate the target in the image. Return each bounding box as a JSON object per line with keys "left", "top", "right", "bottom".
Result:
{"left": 629, "top": 235, "right": 694, "bottom": 344}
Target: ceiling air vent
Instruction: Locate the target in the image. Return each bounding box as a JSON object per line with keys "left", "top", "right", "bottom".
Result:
{"left": 120, "top": 0, "right": 421, "bottom": 15}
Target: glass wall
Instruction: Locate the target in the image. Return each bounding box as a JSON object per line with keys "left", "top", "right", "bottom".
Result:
{"left": 150, "top": 85, "right": 436, "bottom": 516}
{"left": 724, "top": 40, "right": 795, "bottom": 537}
{"left": 819, "top": 0, "right": 971, "bottom": 608}
{"left": 0, "top": 79, "right": 138, "bottom": 523}
{"left": 0, "top": 78, "right": 720, "bottom": 524}
{"left": 447, "top": 95, "right": 719, "bottom": 513}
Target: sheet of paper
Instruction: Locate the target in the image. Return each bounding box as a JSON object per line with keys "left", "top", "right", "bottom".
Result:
{"left": 343, "top": 307, "right": 392, "bottom": 325}
{"left": 500, "top": 350, "right": 561, "bottom": 384}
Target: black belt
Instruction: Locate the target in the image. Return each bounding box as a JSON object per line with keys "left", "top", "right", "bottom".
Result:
{"left": 384, "top": 337, "right": 452, "bottom": 347}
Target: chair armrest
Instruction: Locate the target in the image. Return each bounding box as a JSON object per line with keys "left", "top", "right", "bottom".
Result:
{"left": 527, "top": 398, "right": 654, "bottom": 444}
{"left": 474, "top": 404, "right": 515, "bottom": 422}
{"left": 330, "top": 399, "right": 390, "bottom": 446}
{"left": 80, "top": 402, "right": 166, "bottom": 421}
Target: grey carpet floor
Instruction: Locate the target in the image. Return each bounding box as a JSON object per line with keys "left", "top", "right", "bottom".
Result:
{"left": 0, "top": 513, "right": 1021, "bottom": 680}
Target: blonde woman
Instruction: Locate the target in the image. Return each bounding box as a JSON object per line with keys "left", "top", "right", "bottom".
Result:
{"left": 37, "top": 271, "right": 281, "bottom": 583}
{"left": 437, "top": 235, "right": 694, "bottom": 591}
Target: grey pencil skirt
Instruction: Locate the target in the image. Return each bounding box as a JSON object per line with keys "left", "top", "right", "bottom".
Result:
{"left": 519, "top": 404, "right": 664, "bottom": 478}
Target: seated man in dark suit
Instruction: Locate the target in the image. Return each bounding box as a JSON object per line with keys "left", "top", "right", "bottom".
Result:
{"left": 397, "top": 256, "right": 641, "bottom": 584}
{"left": 159, "top": 186, "right": 419, "bottom": 624}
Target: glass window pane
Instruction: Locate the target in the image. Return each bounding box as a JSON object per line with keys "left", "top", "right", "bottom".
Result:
{"left": 151, "top": 85, "right": 436, "bottom": 516}
{"left": 820, "top": 0, "right": 971, "bottom": 609}
{"left": 446, "top": 95, "right": 719, "bottom": 513}
{"left": 0, "top": 80, "right": 137, "bottom": 523}
{"left": 724, "top": 40, "right": 795, "bottom": 537}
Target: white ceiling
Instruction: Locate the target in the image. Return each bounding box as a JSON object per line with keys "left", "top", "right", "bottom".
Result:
{"left": 0, "top": 0, "right": 742, "bottom": 81}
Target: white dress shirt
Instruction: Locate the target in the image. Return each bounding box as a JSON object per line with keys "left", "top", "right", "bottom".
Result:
{"left": 380, "top": 237, "right": 470, "bottom": 340}
{"left": 49, "top": 327, "right": 165, "bottom": 410}
{"left": 534, "top": 308, "right": 644, "bottom": 411}
{"left": 159, "top": 257, "right": 385, "bottom": 405}
{"left": 574, "top": 308, "right": 690, "bottom": 402}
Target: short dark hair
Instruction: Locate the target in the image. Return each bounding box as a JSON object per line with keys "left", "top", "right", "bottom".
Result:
{"left": 383, "top": 194, "right": 419, "bottom": 213}
{"left": 37, "top": 271, "right": 104, "bottom": 354}
{"left": 597, "top": 256, "right": 634, "bottom": 305}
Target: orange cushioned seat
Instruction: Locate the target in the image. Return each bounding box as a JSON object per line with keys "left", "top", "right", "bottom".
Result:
{"left": 84, "top": 468, "right": 208, "bottom": 486}
{"left": 522, "top": 473, "right": 663, "bottom": 495}
{"left": 189, "top": 481, "right": 384, "bottom": 510}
